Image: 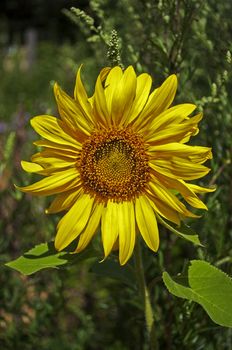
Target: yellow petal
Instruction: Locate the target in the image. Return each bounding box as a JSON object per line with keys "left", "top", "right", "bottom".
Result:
{"left": 31, "top": 152, "right": 77, "bottom": 174}
{"left": 148, "top": 181, "right": 199, "bottom": 218}
{"left": 150, "top": 159, "right": 210, "bottom": 180}
{"left": 111, "top": 66, "right": 137, "bottom": 126}
{"left": 33, "top": 148, "right": 79, "bottom": 159}
{"left": 126, "top": 73, "right": 152, "bottom": 125}
{"left": 46, "top": 188, "right": 82, "bottom": 214}
{"left": 118, "top": 201, "right": 136, "bottom": 265}
{"left": 55, "top": 193, "right": 94, "bottom": 250}
{"left": 148, "top": 142, "right": 212, "bottom": 163}
{"left": 146, "top": 113, "right": 203, "bottom": 144}
{"left": 147, "top": 194, "right": 180, "bottom": 225}
{"left": 21, "top": 159, "right": 51, "bottom": 176}
{"left": 74, "top": 66, "right": 94, "bottom": 124}
{"left": 188, "top": 184, "right": 216, "bottom": 193}
{"left": 104, "top": 66, "right": 123, "bottom": 119}
{"left": 54, "top": 83, "right": 92, "bottom": 135}
{"left": 101, "top": 201, "right": 119, "bottom": 259}
{"left": 99, "top": 66, "right": 111, "bottom": 82}
{"left": 33, "top": 139, "right": 80, "bottom": 153}
{"left": 21, "top": 160, "right": 44, "bottom": 173}
{"left": 152, "top": 173, "right": 208, "bottom": 210}
{"left": 92, "top": 73, "right": 110, "bottom": 127}
{"left": 16, "top": 168, "right": 80, "bottom": 196}
{"left": 74, "top": 202, "right": 104, "bottom": 253}
{"left": 88, "top": 67, "right": 111, "bottom": 107}
{"left": 147, "top": 103, "right": 196, "bottom": 136}
{"left": 135, "top": 196, "right": 159, "bottom": 252}
{"left": 134, "top": 74, "right": 177, "bottom": 130}
{"left": 31, "top": 154, "right": 75, "bottom": 166}
{"left": 31, "top": 116, "right": 81, "bottom": 149}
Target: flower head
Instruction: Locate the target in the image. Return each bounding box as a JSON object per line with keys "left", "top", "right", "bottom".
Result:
{"left": 18, "top": 66, "right": 214, "bottom": 265}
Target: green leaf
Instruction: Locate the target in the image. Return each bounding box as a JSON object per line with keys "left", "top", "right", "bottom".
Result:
{"left": 163, "top": 260, "right": 232, "bottom": 327}
{"left": 5, "top": 242, "right": 97, "bottom": 275}
{"left": 157, "top": 214, "right": 203, "bottom": 246}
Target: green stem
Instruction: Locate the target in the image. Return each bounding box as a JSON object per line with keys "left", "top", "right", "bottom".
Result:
{"left": 134, "top": 240, "right": 157, "bottom": 349}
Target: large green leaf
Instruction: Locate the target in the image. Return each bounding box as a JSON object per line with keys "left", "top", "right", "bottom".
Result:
{"left": 157, "top": 214, "right": 203, "bottom": 246}
{"left": 5, "top": 242, "right": 97, "bottom": 275}
{"left": 163, "top": 260, "right": 232, "bottom": 327}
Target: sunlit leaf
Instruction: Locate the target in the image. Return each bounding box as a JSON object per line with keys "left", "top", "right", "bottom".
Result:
{"left": 163, "top": 260, "right": 232, "bottom": 327}
{"left": 5, "top": 242, "right": 97, "bottom": 275}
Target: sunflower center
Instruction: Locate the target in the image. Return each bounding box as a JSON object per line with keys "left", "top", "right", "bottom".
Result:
{"left": 79, "top": 128, "right": 150, "bottom": 202}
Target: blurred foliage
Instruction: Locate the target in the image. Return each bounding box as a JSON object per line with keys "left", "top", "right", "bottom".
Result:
{"left": 0, "top": 0, "right": 232, "bottom": 349}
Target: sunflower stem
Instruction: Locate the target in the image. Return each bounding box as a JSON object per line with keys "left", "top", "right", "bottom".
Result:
{"left": 134, "top": 240, "right": 157, "bottom": 349}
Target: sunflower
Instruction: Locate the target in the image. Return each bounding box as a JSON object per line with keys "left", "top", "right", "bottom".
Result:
{"left": 18, "top": 66, "right": 214, "bottom": 265}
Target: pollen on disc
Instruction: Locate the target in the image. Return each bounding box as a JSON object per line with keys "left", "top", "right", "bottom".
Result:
{"left": 78, "top": 128, "right": 150, "bottom": 202}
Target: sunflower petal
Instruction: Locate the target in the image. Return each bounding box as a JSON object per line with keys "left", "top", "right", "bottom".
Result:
{"left": 146, "top": 113, "right": 203, "bottom": 144}
{"left": 92, "top": 73, "right": 111, "bottom": 126}
{"left": 46, "top": 188, "right": 82, "bottom": 214}
{"left": 101, "top": 201, "right": 119, "bottom": 259}
{"left": 150, "top": 159, "right": 210, "bottom": 180}
{"left": 74, "top": 66, "right": 93, "bottom": 124}
{"left": 31, "top": 116, "right": 81, "bottom": 149}
{"left": 188, "top": 184, "right": 216, "bottom": 193}
{"left": 111, "top": 66, "right": 137, "bottom": 126}
{"left": 26, "top": 160, "right": 76, "bottom": 176}
{"left": 147, "top": 103, "right": 196, "bottom": 136}
{"left": 126, "top": 73, "right": 152, "bottom": 125}
{"left": 148, "top": 142, "right": 212, "bottom": 162}
{"left": 16, "top": 168, "right": 80, "bottom": 196}
{"left": 154, "top": 173, "right": 208, "bottom": 209}
{"left": 55, "top": 193, "right": 94, "bottom": 251}
{"left": 104, "top": 66, "right": 123, "bottom": 119}
{"left": 88, "top": 67, "right": 111, "bottom": 107}
{"left": 33, "top": 139, "right": 79, "bottom": 153}
{"left": 21, "top": 161, "right": 44, "bottom": 173}
{"left": 135, "top": 196, "right": 159, "bottom": 252}
{"left": 74, "top": 203, "right": 104, "bottom": 253}
{"left": 146, "top": 194, "right": 180, "bottom": 225}
{"left": 54, "top": 83, "right": 92, "bottom": 135}
{"left": 33, "top": 148, "right": 79, "bottom": 159}
{"left": 118, "top": 201, "right": 136, "bottom": 265}
{"left": 148, "top": 181, "right": 199, "bottom": 218}
{"left": 31, "top": 154, "right": 76, "bottom": 168}
{"left": 134, "top": 74, "right": 177, "bottom": 129}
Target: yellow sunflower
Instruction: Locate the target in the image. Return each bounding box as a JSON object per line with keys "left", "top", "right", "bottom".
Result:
{"left": 18, "top": 66, "right": 214, "bottom": 265}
